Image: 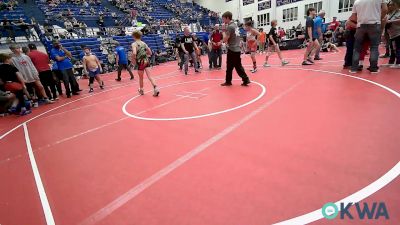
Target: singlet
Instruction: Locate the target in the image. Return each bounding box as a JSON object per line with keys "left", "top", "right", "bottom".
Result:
{"left": 246, "top": 30, "right": 257, "bottom": 43}
{"left": 136, "top": 41, "right": 148, "bottom": 62}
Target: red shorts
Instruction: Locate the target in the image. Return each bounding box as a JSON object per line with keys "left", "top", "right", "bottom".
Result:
{"left": 247, "top": 40, "right": 257, "bottom": 52}
{"left": 138, "top": 59, "right": 150, "bottom": 71}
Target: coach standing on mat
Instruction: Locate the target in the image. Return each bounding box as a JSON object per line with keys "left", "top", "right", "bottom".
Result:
{"left": 50, "top": 40, "right": 81, "bottom": 98}
{"left": 350, "top": 0, "right": 388, "bottom": 74}
{"left": 220, "top": 11, "right": 250, "bottom": 86}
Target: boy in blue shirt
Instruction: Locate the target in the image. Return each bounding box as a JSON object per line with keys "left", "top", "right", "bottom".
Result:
{"left": 115, "top": 42, "right": 134, "bottom": 81}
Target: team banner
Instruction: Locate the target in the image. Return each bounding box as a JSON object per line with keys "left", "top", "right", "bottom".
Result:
{"left": 243, "top": 0, "right": 255, "bottom": 6}
{"left": 258, "top": 1, "right": 271, "bottom": 11}
{"left": 276, "top": 0, "right": 304, "bottom": 7}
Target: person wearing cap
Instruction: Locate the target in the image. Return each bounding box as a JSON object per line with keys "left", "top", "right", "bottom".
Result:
{"left": 330, "top": 17, "right": 341, "bottom": 32}
{"left": 9, "top": 44, "right": 53, "bottom": 105}
{"left": 28, "top": 43, "right": 58, "bottom": 100}
{"left": 50, "top": 40, "right": 80, "bottom": 98}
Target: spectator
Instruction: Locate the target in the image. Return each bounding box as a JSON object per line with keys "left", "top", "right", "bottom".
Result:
{"left": 28, "top": 43, "right": 58, "bottom": 100}
{"left": 0, "top": 89, "right": 16, "bottom": 115}
{"left": 381, "top": 2, "right": 396, "bottom": 58}
{"left": 97, "top": 15, "right": 105, "bottom": 28}
{"left": 279, "top": 27, "right": 286, "bottom": 40}
{"left": 0, "top": 53, "right": 30, "bottom": 115}
{"left": 386, "top": 0, "right": 400, "bottom": 68}
{"left": 258, "top": 28, "right": 266, "bottom": 53}
{"left": 1, "top": 16, "right": 15, "bottom": 42}
{"left": 9, "top": 44, "right": 53, "bottom": 104}
{"left": 22, "top": 46, "right": 30, "bottom": 55}
{"left": 64, "top": 19, "right": 74, "bottom": 37}
{"left": 50, "top": 40, "right": 81, "bottom": 98}
{"left": 329, "top": 17, "right": 341, "bottom": 32}
{"left": 335, "top": 27, "right": 346, "bottom": 46}
{"left": 350, "top": 0, "right": 388, "bottom": 73}
{"left": 313, "top": 10, "right": 325, "bottom": 61}
{"left": 210, "top": 24, "right": 223, "bottom": 69}
{"left": 15, "top": 18, "right": 34, "bottom": 42}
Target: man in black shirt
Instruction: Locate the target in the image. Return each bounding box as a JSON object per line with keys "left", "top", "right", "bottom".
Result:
{"left": 302, "top": 8, "right": 319, "bottom": 65}
{"left": 181, "top": 27, "right": 200, "bottom": 75}
{"left": 174, "top": 34, "right": 185, "bottom": 70}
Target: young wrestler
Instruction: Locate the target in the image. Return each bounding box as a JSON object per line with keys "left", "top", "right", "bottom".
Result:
{"left": 244, "top": 20, "right": 260, "bottom": 73}
{"left": 302, "top": 8, "right": 320, "bottom": 65}
{"left": 263, "top": 20, "right": 289, "bottom": 67}
{"left": 193, "top": 33, "right": 204, "bottom": 69}
{"left": 82, "top": 47, "right": 104, "bottom": 93}
{"left": 321, "top": 31, "right": 340, "bottom": 53}
{"left": 131, "top": 30, "right": 160, "bottom": 96}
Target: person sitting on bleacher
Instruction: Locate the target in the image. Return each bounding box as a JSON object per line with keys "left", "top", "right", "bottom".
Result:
{"left": 64, "top": 20, "right": 74, "bottom": 37}
{"left": 1, "top": 16, "right": 15, "bottom": 42}
{"left": 15, "top": 18, "right": 33, "bottom": 42}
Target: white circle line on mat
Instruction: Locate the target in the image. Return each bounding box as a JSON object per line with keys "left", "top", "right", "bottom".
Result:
{"left": 122, "top": 79, "right": 266, "bottom": 121}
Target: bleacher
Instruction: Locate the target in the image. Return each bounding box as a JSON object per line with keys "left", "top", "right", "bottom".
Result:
{"left": 181, "top": 2, "right": 218, "bottom": 25}
{"left": 162, "top": 0, "right": 218, "bottom": 26}
{"left": 35, "top": 1, "right": 123, "bottom": 27}
{"left": 0, "top": 2, "right": 32, "bottom": 42}
{"left": 113, "top": 33, "right": 167, "bottom": 53}
{"left": 147, "top": 0, "right": 174, "bottom": 21}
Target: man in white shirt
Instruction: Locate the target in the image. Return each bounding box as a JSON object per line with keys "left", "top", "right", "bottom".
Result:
{"left": 350, "top": 0, "right": 388, "bottom": 73}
